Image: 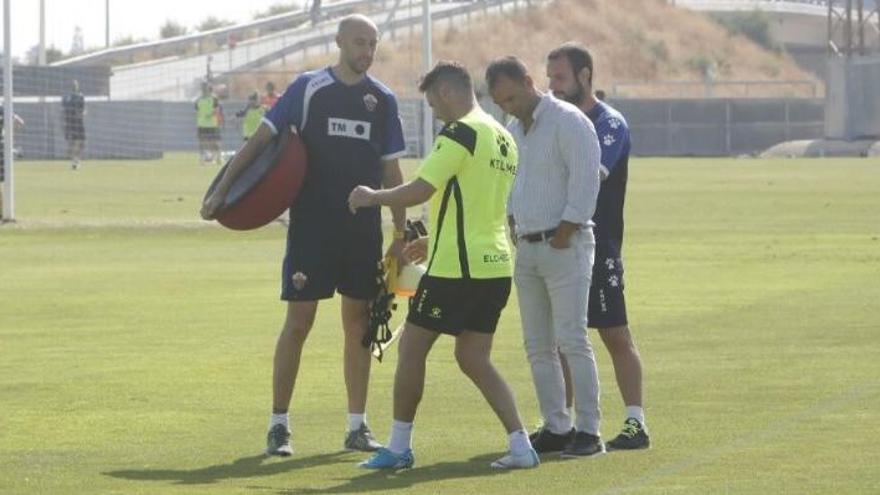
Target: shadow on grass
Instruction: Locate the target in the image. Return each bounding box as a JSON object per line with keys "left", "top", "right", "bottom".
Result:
{"left": 104, "top": 451, "right": 350, "bottom": 485}
{"left": 265, "top": 452, "right": 545, "bottom": 494}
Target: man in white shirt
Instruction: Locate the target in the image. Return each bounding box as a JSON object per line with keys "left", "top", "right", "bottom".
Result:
{"left": 487, "top": 56, "right": 604, "bottom": 458}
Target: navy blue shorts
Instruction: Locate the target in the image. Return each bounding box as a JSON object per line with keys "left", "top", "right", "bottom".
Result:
{"left": 197, "top": 127, "right": 220, "bottom": 141}
{"left": 281, "top": 216, "right": 382, "bottom": 301}
{"left": 407, "top": 275, "right": 511, "bottom": 336}
{"left": 65, "top": 120, "right": 86, "bottom": 141}
{"left": 588, "top": 242, "right": 628, "bottom": 329}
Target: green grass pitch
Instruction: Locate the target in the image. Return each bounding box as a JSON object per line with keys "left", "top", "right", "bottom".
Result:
{"left": 1, "top": 154, "right": 878, "bottom": 494}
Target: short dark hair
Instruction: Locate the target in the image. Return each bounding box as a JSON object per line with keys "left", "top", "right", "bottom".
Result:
{"left": 418, "top": 60, "right": 473, "bottom": 93}
{"left": 485, "top": 56, "right": 529, "bottom": 90}
{"left": 547, "top": 42, "right": 594, "bottom": 85}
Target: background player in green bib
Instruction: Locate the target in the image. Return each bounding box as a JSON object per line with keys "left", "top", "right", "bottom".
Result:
{"left": 349, "top": 61, "right": 539, "bottom": 470}
{"left": 195, "top": 82, "right": 223, "bottom": 165}
{"left": 235, "top": 92, "right": 266, "bottom": 141}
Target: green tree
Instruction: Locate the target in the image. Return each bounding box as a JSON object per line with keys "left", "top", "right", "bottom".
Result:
{"left": 113, "top": 35, "right": 148, "bottom": 47}
{"left": 160, "top": 19, "right": 188, "bottom": 39}
{"left": 711, "top": 10, "right": 781, "bottom": 52}
{"left": 196, "top": 16, "right": 234, "bottom": 32}
{"left": 253, "top": 2, "right": 301, "bottom": 20}
{"left": 45, "top": 47, "right": 65, "bottom": 64}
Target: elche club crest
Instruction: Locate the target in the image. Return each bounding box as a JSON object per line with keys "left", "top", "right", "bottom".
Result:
{"left": 363, "top": 93, "right": 378, "bottom": 112}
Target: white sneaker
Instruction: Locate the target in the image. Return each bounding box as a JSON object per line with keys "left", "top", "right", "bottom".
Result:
{"left": 490, "top": 447, "right": 540, "bottom": 469}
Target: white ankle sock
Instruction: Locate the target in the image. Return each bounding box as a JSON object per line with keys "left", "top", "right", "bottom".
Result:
{"left": 626, "top": 406, "right": 646, "bottom": 428}
{"left": 348, "top": 413, "right": 366, "bottom": 432}
{"left": 270, "top": 413, "right": 289, "bottom": 429}
{"left": 388, "top": 420, "right": 413, "bottom": 454}
{"left": 508, "top": 429, "right": 531, "bottom": 455}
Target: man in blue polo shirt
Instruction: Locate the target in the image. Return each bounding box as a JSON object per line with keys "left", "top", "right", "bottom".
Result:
{"left": 545, "top": 42, "right": 650, "bottom": 450}
{"left": 201, "top": 14, "right": 407, "bottom": 456}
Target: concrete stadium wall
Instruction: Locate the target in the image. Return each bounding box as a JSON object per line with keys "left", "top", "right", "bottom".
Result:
{"left": 11, "top": 97, "right": 823, "bottom": 160}
{"left": 825, "top": 55, "right": 880, "bottom": 140}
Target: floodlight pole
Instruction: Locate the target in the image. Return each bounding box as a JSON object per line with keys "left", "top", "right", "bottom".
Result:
{"left": 421, "top": 0, "right": 432, "bottom": 157}
{"left": 419, "top": 0, "right": 432, "bottom": 223}
{"left": 39, "top": 0, "right": 46, "bottom": 65}
{"left": 3, "top": 0, "right": 14, "bottom": 221}
{"left": 105, "top": 0, "right": 110, "bottom": 48}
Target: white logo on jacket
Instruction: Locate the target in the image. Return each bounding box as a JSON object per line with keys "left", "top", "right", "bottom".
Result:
{"left": 328, "top": 118, "right": 372, "bottom": 140}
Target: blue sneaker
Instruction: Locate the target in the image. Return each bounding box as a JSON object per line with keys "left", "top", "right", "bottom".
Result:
{"left": 359, "top": 447, "right": 415, "bottom": 469}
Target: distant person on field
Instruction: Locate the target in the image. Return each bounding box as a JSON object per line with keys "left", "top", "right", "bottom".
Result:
{"left": 547, "top": 42, "right": 650, "bottom": 450}
{"left": 262, "top": 81, "right": 280, "bottom": 110}
{"left": 350, "top": 61, "right": 539, "bottom": 471}
{"left": 195, "top": 82, "right": 224, "bottom": 165}
{"left": 62, "top": 80, "right": 86, "bottom": 170}
{"left": 235, "top": 92, "right": 266, "bottom": 141}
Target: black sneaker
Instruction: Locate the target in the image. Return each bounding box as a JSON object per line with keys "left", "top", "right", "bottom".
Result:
{"left": 560, "top": 431, "right": 605, "bottom": 458}
{"left": 266, "top": 423, "right": 293, "bottom": 456}
{"left": 606, "top": 418, "right": 651, "bottom": 451}
{"left": 529, "top": 426, "right": 575, "bottom": 454}
{"left": 344, "top": 423, "right": 382, "bottom": 452}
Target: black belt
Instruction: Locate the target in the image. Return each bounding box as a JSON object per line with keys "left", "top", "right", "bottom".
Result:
{"left": 519, "top": 228, "right": 557, "bottom": 243}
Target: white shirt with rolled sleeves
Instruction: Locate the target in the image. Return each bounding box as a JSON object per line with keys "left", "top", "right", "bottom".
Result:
{"left": 507, "top": 93, "right": 601, "bottom": 236}
{"left": 506, "top": 92, "right": 604, "bottom": 437}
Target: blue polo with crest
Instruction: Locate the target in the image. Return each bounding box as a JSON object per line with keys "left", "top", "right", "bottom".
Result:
{"left": 263, "top": 66, "right": 406, "bottom": 231}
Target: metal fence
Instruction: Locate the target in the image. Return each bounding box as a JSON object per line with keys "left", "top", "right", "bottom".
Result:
{"left": 8, "top": 97, "right": 824, "bottom": 160}
{"left": 611, "top": 80, "right": 822, "bottom": 99}
{"left": 614, "top": 97, "right": 825, "bottom": 155}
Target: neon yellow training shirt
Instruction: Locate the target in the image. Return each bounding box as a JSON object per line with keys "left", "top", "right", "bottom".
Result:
{"left": 242, "top": 106, "right": 266, "bottom": 138}
{"left": 416, "top": 107, "right": 518, "bottom": 279}
{"left": 196, "top": 96, "right": 219, "bottom": 128}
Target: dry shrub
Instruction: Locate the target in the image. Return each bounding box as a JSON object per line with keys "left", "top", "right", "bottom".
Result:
{"left": 252, "top": 0, "right": 818, "bottom": 98}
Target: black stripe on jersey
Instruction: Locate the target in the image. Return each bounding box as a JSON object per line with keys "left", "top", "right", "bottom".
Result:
{"left": 426, "top": 180, "right": 454, "bottom": 274}
{"left": 451, "top": 178, "right": 470, "bottom": 278}
{"left": 426, "top": 177, "right": 470, "bottom": 279}
{"left": 439, "top": 121, "right": 477, "bottom": 156}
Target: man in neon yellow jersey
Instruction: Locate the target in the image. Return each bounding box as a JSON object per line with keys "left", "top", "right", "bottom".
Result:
{"left": 349, "top": 60, "right": 539, "bottom": 470}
